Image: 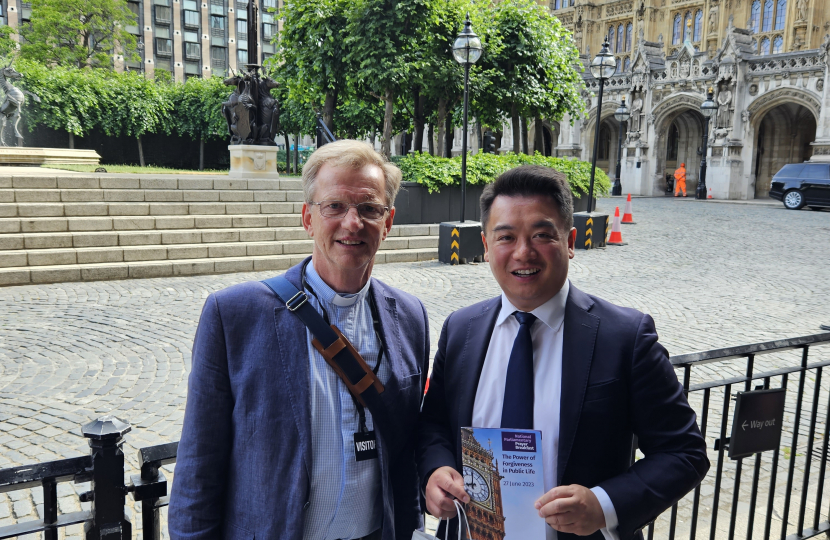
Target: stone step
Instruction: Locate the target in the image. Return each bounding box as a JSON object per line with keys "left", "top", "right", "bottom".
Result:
{"left": 0, "top": 248, "right": 438, "bottom": 286}
{"left": 0, "top": 224, "right": 439, "bottom": 250}
{"left": 0, "top": 176, "right": 304, "bottom": 191}
{"left": 0, "top": 214, "right": 303, "bottom": 233}
{"left": 0, "top": 201, "right": 305, "bottom": 217}
{"left": 0, "top": 236, "right": 439, "bottom": 268}
{"left": 0, "top": 188, "right": 304, "bottom": 203}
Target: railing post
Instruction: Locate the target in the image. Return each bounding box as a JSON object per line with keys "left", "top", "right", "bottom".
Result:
{"left": 82, "top": 416, "right": 132, "bottom": 540}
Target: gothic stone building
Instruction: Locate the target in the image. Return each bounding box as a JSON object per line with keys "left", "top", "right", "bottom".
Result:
{"left": 524, "top": 0, "right": 830, "bottom": 199}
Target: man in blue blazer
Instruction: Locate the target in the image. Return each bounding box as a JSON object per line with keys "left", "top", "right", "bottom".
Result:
{"left": 169, "top": 140, "right": 429, "bottom": 540}
{"left": 418, "top": 166, "right": 709, "bottom": 540}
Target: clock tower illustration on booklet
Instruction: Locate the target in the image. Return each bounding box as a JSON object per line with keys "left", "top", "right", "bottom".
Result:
{"left": 461, "top": 427, "right": 506, "bottom": 540}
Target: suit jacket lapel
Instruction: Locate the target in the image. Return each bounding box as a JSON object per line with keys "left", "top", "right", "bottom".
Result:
{"left": 457, "top": 296, "right": 502, "bottom": 429}
{"left": 558, "top": 285, "right": 599, "bottom": 485}
{"left": 371, "top": 282, "right": 406, "bottom": 447}
{"left": 271, "top": 261, "right": 313, "bottom": 476}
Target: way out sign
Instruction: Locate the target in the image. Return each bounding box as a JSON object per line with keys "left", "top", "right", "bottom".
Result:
{"left": 729, "top": 388, "right": 786, "bottom": 459}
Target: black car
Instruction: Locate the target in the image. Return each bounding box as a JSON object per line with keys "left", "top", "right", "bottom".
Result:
{"left": 769, "top": 162, "right": 830, "bottom": 210}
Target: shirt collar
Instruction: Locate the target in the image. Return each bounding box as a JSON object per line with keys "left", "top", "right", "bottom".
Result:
{"left": 496, "top": 279, "right": 570, "bottom": 332}
{"left": 306, "top": 259, "right": 371, "bottom": 307}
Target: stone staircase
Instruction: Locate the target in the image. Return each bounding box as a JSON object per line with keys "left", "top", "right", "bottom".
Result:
{"left": 0, "top": 174, "right": 439, "bottom": 286}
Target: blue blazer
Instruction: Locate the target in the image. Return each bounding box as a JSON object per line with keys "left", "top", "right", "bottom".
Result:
{"left": 417, "top": 284, "right": 709, "bottom": 540}
{"left": 169, "top": 259, "right": 429, "bottom": 540}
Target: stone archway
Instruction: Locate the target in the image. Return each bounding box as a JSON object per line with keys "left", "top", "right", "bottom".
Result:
{"left": 652, "top": 93, "right": 706, "bottom": 194}
{"left": 595, "top": 117, "right": 623, "bottom": 178}
{"left": 752, "top": 104, "right": 817, "bottom": 198}
{"left": 529, "top": 120, "right": 561, "bottom": 157}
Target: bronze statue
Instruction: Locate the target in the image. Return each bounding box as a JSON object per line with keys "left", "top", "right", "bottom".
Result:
{"left": 221, "top": 0, "right": 279, "bottom": 146}
{"left": 0, "top": 61, "right": 41, "bottom": 146}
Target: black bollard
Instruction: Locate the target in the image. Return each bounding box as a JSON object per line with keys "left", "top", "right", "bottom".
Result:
{"left": 82, "top": 416, "right": 133, "bottom": 540}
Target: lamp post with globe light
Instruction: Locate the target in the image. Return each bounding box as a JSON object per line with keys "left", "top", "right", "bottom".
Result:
{"left": 612, "top": 97, "right": 630, "bottom": 196}
{"left": 588, "top": 38, "right": 616, "bottom": 212}
{"left": 697, "top": 88, "right": 717, "bottom": 199}
{"left": 452, "top": 13, "right": 482, "bottom": 223}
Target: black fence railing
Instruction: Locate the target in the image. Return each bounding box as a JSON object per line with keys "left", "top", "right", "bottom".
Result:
{"left": 0, "top": 332, "right": 828, "bottom": 539}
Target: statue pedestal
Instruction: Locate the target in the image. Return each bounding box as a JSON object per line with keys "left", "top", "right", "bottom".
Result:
{"left": 228, "top": 145, "right": 279, "bottom": 178}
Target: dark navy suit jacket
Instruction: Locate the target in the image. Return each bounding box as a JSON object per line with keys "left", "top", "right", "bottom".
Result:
{"left": 169, "top": 259, "right": 429, "bottom": 540}
{"left": 417, "top": 284, "right": 709, "bottom": 540}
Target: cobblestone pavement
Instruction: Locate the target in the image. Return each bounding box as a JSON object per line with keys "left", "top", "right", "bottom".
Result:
{"left": 0, "top": 197, "right": 829, "bottom": 538}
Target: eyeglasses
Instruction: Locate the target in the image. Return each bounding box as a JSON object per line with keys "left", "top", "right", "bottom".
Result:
{"left": 309, "top": 200, "right": 389, "bottom": 221}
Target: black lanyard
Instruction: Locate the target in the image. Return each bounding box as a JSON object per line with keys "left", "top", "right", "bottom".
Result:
{"left": 300, "top": 260, "right": 386, "bottom": 433}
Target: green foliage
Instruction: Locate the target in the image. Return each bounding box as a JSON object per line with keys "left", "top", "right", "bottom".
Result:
{"left": 168, "top": 76, "right": 229, "bottom": 142}
{"left": 0, "top": 27, "right": 17, "bottom": 58}
{"left": 20, "top": 0, "right": 139, "bottom": 69}
{"left": 396, "top": 152, "right": 611, "bottom": 197}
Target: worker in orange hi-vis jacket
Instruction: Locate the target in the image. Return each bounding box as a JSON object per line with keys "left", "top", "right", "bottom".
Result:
{"left": 674, "top": 163, "right": 687, "bottom": 197}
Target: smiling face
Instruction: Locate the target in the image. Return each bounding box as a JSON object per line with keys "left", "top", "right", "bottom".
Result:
{"left": 482, "top": 195, "right": 575, "bottom": 312}
{"left": 301, "top": 162, "right": 394, "bottom": 293}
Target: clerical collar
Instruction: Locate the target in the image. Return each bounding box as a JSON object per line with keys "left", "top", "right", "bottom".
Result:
{"left": 496, "top": 279, "right": 570, "bottom": 332}
{"left": 305, "top": 260, "right": 371, "bottom": 307}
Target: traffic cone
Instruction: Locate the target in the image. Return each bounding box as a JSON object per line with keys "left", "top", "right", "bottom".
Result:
{"left": 622, "top": 194, "right": 636, "bottom": 224}
{"left": 707, "top": 187, "right": 713, "bottom": 199}
{"left": 607, "top": 207, "right": 627, "bottom": 246}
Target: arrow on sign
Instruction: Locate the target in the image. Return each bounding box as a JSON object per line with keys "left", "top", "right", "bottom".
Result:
{"left": 451, "top": 252, "right": 459, "bottom": 262}
{"left": 742, "top": 420, "right": 748, "bottom": 431}
{"left": 451, "top": 240, "right": 459, "bottom": 249}
{"left": 451, "top": 228, "right": 460, "bottom": 237}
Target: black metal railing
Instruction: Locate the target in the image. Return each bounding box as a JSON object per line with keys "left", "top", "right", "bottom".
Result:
{"left": 0, "top": 332, "right": 827, "bottom": 539}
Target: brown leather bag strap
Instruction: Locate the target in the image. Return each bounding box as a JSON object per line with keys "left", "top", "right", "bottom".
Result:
{"left": 312, "top": 325, "right": 384, "bottom": 407}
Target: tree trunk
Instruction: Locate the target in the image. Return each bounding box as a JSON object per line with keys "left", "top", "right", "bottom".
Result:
{"left": 322, "top": 90, "right": 337, "bottom": 133}
{"left": 428, "top": 123, "right": 434, "bottom": 155}
{"left": 475, "top": 120, "right": 482, "bottom": 154}
{"left": 68, "top": 132, "right": 74, "bottom": 149}
{"left": 370, "top": 131, "right": 377, "bottom": 149}
{"left": 495, "top": 130, "right": 503, "bottom": 154}
{"left": 436, "top": 98, "right": 448, "bottom": 158}
{"left": 137, "top": 136, "right": 145, "bottom": 167}
{"left": 445, "top": 112, "right": 454, "bottom": 157}
{"left": 534, "top": 115, "right": 544, "bottom": 155}
{"left": 413, "top": 87, "right": 425, "bottom": 154}
{"left": 293, "top": 132, "right": 299, "bottom": 174}
{"left": 283, "top": 133, "right": 291, "bottom": 173}
{"left": 381, "top": 88, "right": 394, "bottom": 158}
{"left": 199, "top": 138, "right": 205, "bottom": 171}
{"left": 521, "top": 116, "right": 529, "bottom": 155}
{"left": 511, "top": 103, "right": 520, "bottom": 154}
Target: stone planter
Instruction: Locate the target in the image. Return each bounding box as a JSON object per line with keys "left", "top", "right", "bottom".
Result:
{"left": 393, "top": 181, "right": 594, "bottom": 224}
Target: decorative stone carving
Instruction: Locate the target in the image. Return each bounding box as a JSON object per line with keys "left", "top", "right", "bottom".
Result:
{"left": 795, "top": 0, "right": 808, "bottom": 23}
{"left": 749, "top": 83, "right": 758, "bottom": 95}
{"left": 605, "top": 1, "right": 634, "bottom": 16}
{"left": 716, "top": 87, "right": 732, "bottom": 129}
{"left": 817, "top": 79, "right": 824, "bottom": 92}
{"left": 631, "top": 95, "right": 644, "bottom": 132}
{"left": 708, "top": 5, "right": 719, "bottom": 35}
{"left": 680, "top": 59, "right": 691, "bottom": 78}
{"left": 0, "top": 62, "right": 41, "bottom": 146}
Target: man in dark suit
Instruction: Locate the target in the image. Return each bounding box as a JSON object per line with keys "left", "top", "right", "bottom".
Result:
{"left": 418, "top": 165, "right": 709, "bottom": 539}
{"left": 169, "top": 140, "right": 429, "bottom": 540}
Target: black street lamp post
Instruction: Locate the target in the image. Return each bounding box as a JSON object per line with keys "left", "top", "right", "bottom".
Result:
{"left": 612, "top": 97, "right": 630, "bottom": 197}
{"left": 452, "top": 13, "right": 482, "bottom": 223}
{"left": 588, "top": 38, "right": 617, "bottom": 212}
{"left": 697, "top": 88, "right": 717, "bottom": 199}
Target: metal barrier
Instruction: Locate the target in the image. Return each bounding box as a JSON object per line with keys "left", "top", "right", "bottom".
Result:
{"left": 0, "top": 332, "right": 827, "bottom": 539}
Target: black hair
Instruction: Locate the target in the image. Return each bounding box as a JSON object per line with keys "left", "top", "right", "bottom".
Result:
{"left": 479, "top": 165, "right": 574, "bottom": 232}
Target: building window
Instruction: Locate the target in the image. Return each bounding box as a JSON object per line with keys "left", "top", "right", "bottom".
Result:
{"left": 154, "top": 0, "right": 169, "bottom": 5}
{"left": 127, "top": 2, "right": 140, "bottom": 22}
{"left": 237, "top": 19, "right": 247, "bottom": 35}
{"left": 683, "top": 12, "right": 692, "bottom": 42}
{"left": 211, "top": 15, "right": 225, "bottom": 31}
{"left": 616, "top": 57, "right": 621, "bottom": 73}
{"left": 237, "top": 6, "right": 247, "bottom": 19}
{"left": 774, "top": 0, "right": 786, "bottom": 29}
{"left": 156, "top": 26, "right": 170, "bottom": 38}
{"left": 608, "top": 25, "right": 615, "bottom": 52}
{"left": 772, "top": 35, "right": 783, "bottom": 53}
{"left": 263, "top": 0, "right": 277, "bottom": 8}
{"left": 263, "top": 23, "right": 276, "bottom": 40}
{"left": 760, "top": 36, "right": 770, "bottom": 55}
{"left": 184, "top": 10, "right": 200, "bottom": 27}
{"left": 185, "top": 31, "right": 199, "bottom": 42}
{"left": 673, "top": 14, "right": 682, "bottom": 44}
{"left": 238, "top": 49, "right": 248, "bottom": 65}
{"left": 762, "top": 0, "right": 773, "bottom": 31}
{"left": 155, "top": 5, "right": 171, "bottom": 24}
{"left": 624, "top": 57, "right": 630, "bottom": 71}
{"left": 626, "top": 23, "right": 632, "bottom": 51}
{"left": 184, "top": 0, "right": 198, "bottom": 9}
{"left": 211, "top": 46, "right": 227, "bottom": 69}
{"left": 598, "top": 125, "right": 610, "bottom": 160}
{"left": 750, "top": 0, "right": 760, "bottom": 33}
{"left": 156, "top": 38, "right": 173, "bottom": 56}
{"left": 694, "top": 10, "right": 702, "bottom": 41}
{"left": 185, "top": 42, "right": 201, "bottom": 59}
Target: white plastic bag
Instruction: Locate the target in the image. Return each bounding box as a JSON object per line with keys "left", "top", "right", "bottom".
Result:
{"left": 412, "top": 500, "right": 471, "bottom": 540}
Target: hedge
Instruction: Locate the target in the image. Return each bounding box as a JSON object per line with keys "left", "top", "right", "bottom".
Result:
{"left": 395, "top": 152, "right": 611, "bottom": 197}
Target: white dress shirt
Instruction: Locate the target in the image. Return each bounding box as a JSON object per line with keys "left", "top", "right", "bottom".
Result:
{"left": 471, "top": 280, "right": 620, "bottom": 540}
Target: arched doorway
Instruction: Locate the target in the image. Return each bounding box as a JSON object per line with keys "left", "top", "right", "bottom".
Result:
{"left": 596, "top": 117, "right": 622, "bottom": 178}
{"left": 657, "top": 108, "right": 705, "bottom": 194}
{"left": 753, "top": 104, "right": 817, "bottom": 199}
{"left": 543, "top": 126, "right": 553, "bottom": 157}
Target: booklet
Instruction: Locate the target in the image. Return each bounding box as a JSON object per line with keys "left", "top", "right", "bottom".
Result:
{"left": 461, "top": 427, "right": 546, "bottom": 540}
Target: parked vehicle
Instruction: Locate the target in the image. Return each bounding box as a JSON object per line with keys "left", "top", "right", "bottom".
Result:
{"left": 768, "top": 162, "right": 830, "bottom": 210}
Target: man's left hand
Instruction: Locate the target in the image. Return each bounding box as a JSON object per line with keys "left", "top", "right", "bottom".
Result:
{"left": 535, "top": 484, "right": 606, "bottom": 536}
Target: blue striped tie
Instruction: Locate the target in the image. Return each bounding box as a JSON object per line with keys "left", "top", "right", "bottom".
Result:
{"left": 501, "top": 311, "right": 537, "bottom": 429}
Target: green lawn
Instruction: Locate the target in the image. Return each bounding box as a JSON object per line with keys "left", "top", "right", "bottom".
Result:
{"left": 42, "top": 164, "right": 230, "bottom": 175}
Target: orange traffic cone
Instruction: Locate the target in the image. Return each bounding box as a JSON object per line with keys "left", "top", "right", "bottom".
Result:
{"left": 622, "top": 194, "right": 636, "bottom": 224}
{"left": 707, "top": 187, "right": 713, "bottom": 199}
{"left": 607, "top": 207, "right": 627, "bottom": 246}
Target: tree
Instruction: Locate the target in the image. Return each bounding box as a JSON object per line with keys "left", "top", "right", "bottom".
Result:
{"left": 0, "top": 27, "right": 17, "bottom": 58}
{"left": 168, "top": 77, "right": 229, "bottom": 170}
{"left": 20, "top": 0, "right": 139, "bottom": 69}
